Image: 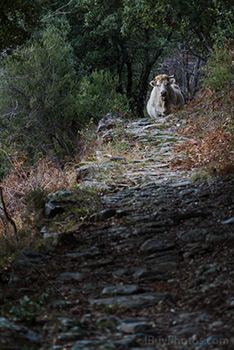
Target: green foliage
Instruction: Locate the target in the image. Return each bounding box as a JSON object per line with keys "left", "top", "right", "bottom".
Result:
{"left": 66, "top": 0, "right": 177, "bottom": 116}
{"left": 76, "top": 70, "right": 130, "bottom": 123}
{"left": 204, "top": 45, "right": 234, "bottom": 92}
{"left": 0, "top": 0, "right": 233, "bottom": 168}
{"left": 142, "top": 0, "right": 234, "bottom": 51}
{"left": 0, "top": 16, "right": 79, "bottom": 160}
{"left": 0, "top": 0, "right": 47, "bottom": 52}
{"left": 3, "top": 293, "right": 49, "bottom": 324}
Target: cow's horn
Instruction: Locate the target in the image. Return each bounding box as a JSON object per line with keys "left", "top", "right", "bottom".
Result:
{"left": 168, "top": 74, "right": 174, "bottom": 78}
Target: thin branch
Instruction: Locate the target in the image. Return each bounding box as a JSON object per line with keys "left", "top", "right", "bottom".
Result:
{"left": 183, "top": 45, "right": 208, "bottom": 62}
{"left": 0, "top": 186, "right": 18, "bottom": 242}
{"left": 42, "top": 0, "right": 76, "bottom": 21}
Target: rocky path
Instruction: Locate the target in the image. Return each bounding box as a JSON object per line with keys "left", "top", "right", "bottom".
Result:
{"left": 1, "top": 115, "right": 234, "bottom": 349}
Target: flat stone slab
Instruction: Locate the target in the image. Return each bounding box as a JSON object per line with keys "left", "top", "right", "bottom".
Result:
{"left": 0, "top": 317, "right": 42, "bottom": 349}
{"left": 140, "top": 239, "right": 175, "bottom": 254}
{"left": 101, "top": 284, "right": 151, "bottom": 295}
{"left": 118, "top": 321, "right": 149, "bottom": 334}
{"left": 133, "top": 269, "right": 171, "bottom": 282}
{"left": 65, "top": 249, "right": 100, "bottom": 259}
{"left": 89, "top": 292, "right": 169, "bottom": 309}
{"left": 57, "top": 272, "right": 87, "bottom": 282}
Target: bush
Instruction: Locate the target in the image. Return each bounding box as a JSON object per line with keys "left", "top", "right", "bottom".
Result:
{"left": 76, "top": 70, "right": 130, "bottom": 124}
{"left": 0, "top": 16, "right": 79, "bottom": 162}
{"left": 203, "top": 42, "right": 234, "bottom": 93}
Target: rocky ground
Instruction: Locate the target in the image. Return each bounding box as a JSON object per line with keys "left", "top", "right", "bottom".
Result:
{"left": 0, "top": 114, "right": 234, "bottom": 350}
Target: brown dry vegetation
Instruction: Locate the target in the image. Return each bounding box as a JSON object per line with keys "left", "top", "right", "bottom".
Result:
{"left": 171, "top": 88, "right": 234, "bottom": 173}
{"left": 0, "top": 155, "right": 75, "bottom": 255}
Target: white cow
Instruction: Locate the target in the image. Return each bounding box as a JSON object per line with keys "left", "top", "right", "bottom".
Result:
{"left": 147, "top": 74, "right": 185, "bottom": 118}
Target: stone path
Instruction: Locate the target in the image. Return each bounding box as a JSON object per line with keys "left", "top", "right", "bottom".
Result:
{"left": 1, "top": 115, "right": 234, "bottom": 349}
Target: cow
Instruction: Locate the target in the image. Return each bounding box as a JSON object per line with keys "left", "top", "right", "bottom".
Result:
{"left": 147, "top": 74, "right": 185, "bottom": 118}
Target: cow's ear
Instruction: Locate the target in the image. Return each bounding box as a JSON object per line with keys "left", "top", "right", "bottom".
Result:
{"left": 169, "top": 78, "right": 175, "bottom": 84}
{"left": 150, "top": 81, "right": 156, "bottom": 87}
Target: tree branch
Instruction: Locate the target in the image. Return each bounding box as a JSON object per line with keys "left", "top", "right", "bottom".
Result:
{"left": 42, "top": 0, "right": 76, "bottom": 21}
{"left": 0, "top": 186, "right": 18, "bottom": 242}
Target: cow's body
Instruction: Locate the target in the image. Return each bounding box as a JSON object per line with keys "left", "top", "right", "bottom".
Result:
{"left": 147, "top": 74, "right": 184, "bottom": 118}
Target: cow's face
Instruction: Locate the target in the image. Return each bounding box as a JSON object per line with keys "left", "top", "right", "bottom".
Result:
{"left": 150, "top": 74, "right": 175, "bottom": 101}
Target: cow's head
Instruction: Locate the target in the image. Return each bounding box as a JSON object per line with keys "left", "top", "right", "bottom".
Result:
{"left": 150, "top": 74, "right": 175, "bottom": 101}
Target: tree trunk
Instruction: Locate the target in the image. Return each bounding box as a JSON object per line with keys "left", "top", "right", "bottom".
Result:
{"left": 190, "top": 57, "right": 200, "bottom": 96}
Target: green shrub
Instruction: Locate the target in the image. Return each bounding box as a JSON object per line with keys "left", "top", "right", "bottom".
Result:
{"left": 203, "top": 44, "right": 234, "bottom": 93}
{"left": 0, "top": 16, "right": 79, "bottom": 161}
{"left": 76, "top": 70, "right": 130, "bottom": 124}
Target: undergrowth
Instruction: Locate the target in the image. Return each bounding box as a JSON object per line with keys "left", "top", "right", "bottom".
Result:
{"left": 0, "top": 155, "right": 75, "bottom": 257}
{"left": 171, "top": 42, "right": 234, "bottom": 175}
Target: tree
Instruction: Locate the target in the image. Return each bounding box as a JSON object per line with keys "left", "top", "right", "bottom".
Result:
{"left": 0, "top": 16, "right": 80, "bottom": 161}
{"left": 142, "top": 0, "right": 234, "bottom": 52}
{"left": 64, "top": 0, "right": 175, "bottom": 116}
{"left": 0, "top": 0, "right": 47, "bottom": 53}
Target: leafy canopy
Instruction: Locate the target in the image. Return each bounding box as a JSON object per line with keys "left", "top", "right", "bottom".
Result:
{"left": 0, "top": 0, "right": 48, "bottom": 52}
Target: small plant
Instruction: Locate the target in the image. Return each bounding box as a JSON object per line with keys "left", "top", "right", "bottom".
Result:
{"left": 3, "top": 293, "right": 49, "bottom": 324}
{"left": 97, "top": 319, "right": 117, "bottom": 331}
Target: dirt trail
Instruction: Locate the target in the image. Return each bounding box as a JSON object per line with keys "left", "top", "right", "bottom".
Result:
{"left": 1, "top": 115, "right": 234, "bottom": 350}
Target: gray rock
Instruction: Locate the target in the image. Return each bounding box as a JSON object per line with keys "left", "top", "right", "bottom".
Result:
{"left": 56, "top": 331, "right": 83, "bottom": 343}
{"left": 48, "top": 300, "right": 74, "bottom": 308}
{"left": 97, "top": 112, "right": 122, "bottom": 134}
{"left": 47, "top": 190, "right": 75, "bottom": 202}
{"left": 170, "top": 181, "right": 191, "bottom": 187}
{"left": 100, "top": 129, "right": 115, "bottom": 142}
{"left": 140, "top": 239, "right": 174, "bottom": 254}
{"left": 115, "top": 209, "right": 129, "bottom": 218}
{"left": 206, "top": 233, "right": 233, "bottom": 245}
{"left": 113, "top": 267, "right": 148, "bottom": 277}
{"left": 143, "top": 261, "right": 178, "bottom": 272}
{"left": 195, "top": 263, "right": 222, "bottom": 277}
{"left": 45, "top": 190, "right": 76, "bottom": 218}
{"left": 45, "top": 202, "right": 64, "bottom": 218}
{"left": 171, "top": 325, "right": 200, "bottom": 337}
{"left": 89, "top": 292, "right": 169, "bottom": 309}
{"left": 0, "top": 317, "right": 42, "bottom": 349}
{"left": 222, "top": 216, "right": 234, "bottom": 224}
{"left": 57, "top": 272, "right": 87, "bottom": 282}
{"left": 133, "top": 227, "right": 163, "bottom": 235}
{"left": 208, "top": 321, "right": 224, "bottom": 329}
{"left": 65, "top": 249, "right": 100, "bottom": 259}
{"left": 201, "top": 274, "right": 233, "bottom": 292}
{"left": 90, "top": 208, "right": 116, "bottom": 221}
{"left": 118, "top": 321, "right": 149, "bottom": 334}
{"left": 144, "top": 250, "right": 181, "bottom": 264}
{"left": 179, "top": 228, "right": 207, "bottom": 243}
{"left": 58, "top": 317, "right": 76, "bottom": 328}
{"left": 189, "top": 276, "right": 206, "bottom": 288}
{"left": 184, "top": 243, "right": 212, "bottom": 256}
{"left": 20, "top": 249, "right": 50, "bottom": 263}
{"left": 102, "top": 285, "right": 151, "bottom": 295}
{"left": 133, "top": 269, "right": 170, "bottom": 281}
{"left": 76, "top": 164, "right": 97, "bottom": 181}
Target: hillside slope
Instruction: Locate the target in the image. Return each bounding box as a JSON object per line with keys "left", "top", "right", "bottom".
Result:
{"left": 0, "top": 113, "right": 234, "bottom": 349}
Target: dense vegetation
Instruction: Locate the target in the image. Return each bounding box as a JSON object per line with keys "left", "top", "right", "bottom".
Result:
{"left": 0, "top": 0, "right": 233, "bottom": 259}
{"left": 0, "top": 0, "right": 233, "bottom": 173}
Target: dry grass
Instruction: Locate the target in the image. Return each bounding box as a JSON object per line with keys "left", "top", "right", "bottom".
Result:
{"left": 0, "top": 154, "right": 75, "bottom": 256}
{"left": 2, "top": 156, "right": 74, "bottom": 217}
{"left": 171, "top": 89, "right": 234, "bottom": 173}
